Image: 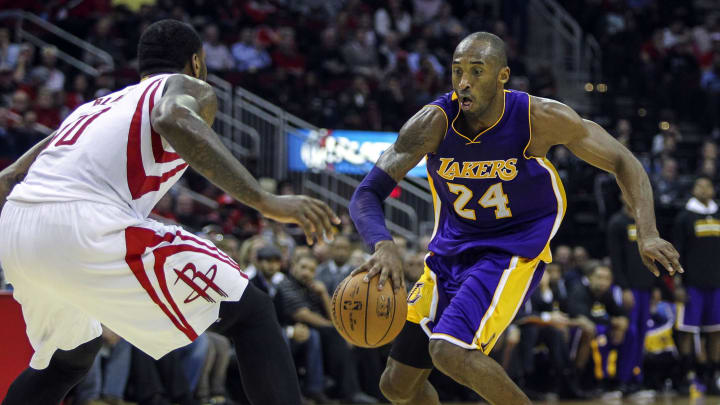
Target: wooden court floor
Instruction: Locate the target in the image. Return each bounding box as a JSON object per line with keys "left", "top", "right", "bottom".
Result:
{"left": 337, "top": 395, "right": 720, "bottom": 405}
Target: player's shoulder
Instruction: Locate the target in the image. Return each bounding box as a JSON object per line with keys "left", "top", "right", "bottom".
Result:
{"left": 529, "top": 95, "right": 581, "bottom": 124}
{"left": 529, "top": 95, "right": 586, "bottom": 144}
{"left": 399, "top": 103, "right": 447, "bottom": 146}
{"left": 426, "top": 90, "right": 455, "bottom": 107}
{"left": 163, "top": 73, "right": 213, "bottom": 98}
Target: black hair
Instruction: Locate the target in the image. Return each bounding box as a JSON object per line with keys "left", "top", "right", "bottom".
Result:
{"left": 137, "top": 19, "right": 202, "bottom": 76}
{"left": 257, "top": 246, "right": 283, "bottom": 261}
{"left": 695, "top": 175, "right": 714, "bottom": 185}
{"left": 457, "top": 32, "right": 508, "bottom": 68}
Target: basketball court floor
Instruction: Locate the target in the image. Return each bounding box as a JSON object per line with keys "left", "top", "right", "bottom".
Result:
{"left": 335, "top": 397, "right": 720, "bottom": 405}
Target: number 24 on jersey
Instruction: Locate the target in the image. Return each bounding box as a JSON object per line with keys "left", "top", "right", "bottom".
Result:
{"left": 447, "top": 182, "right": 512, "bottom": 220}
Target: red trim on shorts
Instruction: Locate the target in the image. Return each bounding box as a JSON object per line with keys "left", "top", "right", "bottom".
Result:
{"left": 124, "top": 226, "right": 246, "bottom": 341}
{"left": 126, "top": 78, "right": 188, "bottom": 200}
{"left": 125, "top": 226, "right": 198, "bottom": 340}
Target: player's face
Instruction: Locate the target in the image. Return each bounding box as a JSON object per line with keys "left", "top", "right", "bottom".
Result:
{"left": 589, "top": 266, "right": 613, "bottom": 296}
{"left": 451, "top": 43, "right": 509, "bottom": 116}
{"left": 257, "top": 258, "right": 282, "bottom": 278}
{"left": 291, "top": 257, "right": 318, "bottom": 285}
{"left": 692, "top": 178, "right": 715, "bottom": 202}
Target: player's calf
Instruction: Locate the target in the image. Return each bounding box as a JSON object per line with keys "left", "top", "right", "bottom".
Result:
{"left": 429, "top": 339, "right": 531, "bottom": 405}
{"left": 3, "top": 336, "right": 102, "bottom": 405}
{"left": 379, "top": 358, "right": 438, "bottom": 405}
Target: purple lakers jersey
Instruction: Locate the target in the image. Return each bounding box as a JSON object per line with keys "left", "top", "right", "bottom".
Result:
{"left": 425, "top": 90, "right": 566, "bottom": 262}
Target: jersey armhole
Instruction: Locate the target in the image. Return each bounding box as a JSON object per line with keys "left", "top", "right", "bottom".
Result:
{"left": 424, "top": 104, "right": 449, "bottom": 142}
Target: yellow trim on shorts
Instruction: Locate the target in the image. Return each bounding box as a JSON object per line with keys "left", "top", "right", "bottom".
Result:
{"left": 473, "top": 255, "right": 543, "bottom": 354}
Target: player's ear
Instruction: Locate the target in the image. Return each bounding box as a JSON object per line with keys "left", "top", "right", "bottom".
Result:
{"left": 191, "top": 53, "right": 201, "bottom": 79}
{"left": 498, "top": 66, "right": 510, "bottom": 85}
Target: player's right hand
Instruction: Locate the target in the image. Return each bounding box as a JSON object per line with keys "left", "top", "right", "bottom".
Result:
{"left": 350, "top": 240, "right": 405, "bottom": 292}
{"left": 260, "top": 194, "right": 341, "bottom": 245}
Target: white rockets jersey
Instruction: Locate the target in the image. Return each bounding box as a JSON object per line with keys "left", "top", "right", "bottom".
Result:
{"left": 9, "top": 74, "right": 188, "bottom": 218}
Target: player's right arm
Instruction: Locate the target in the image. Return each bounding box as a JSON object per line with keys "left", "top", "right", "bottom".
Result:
{"left": 349, "top": 106, "right": 446, "bottom": 291}
{"left": 0, "top": 133, "right": 55, "bottom": 212}
{"left": 152, "top": 75, "right": 339, "bottom": 245}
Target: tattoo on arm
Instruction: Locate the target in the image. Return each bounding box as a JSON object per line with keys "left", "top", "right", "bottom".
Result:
{"left": 376, "top": 106, "right": 446, "bottom": 182}
{"left": 152, "top": 75, "right": 270, "bottom": 210}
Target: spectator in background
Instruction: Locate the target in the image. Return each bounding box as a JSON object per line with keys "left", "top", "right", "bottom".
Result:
{"left": 342, "top": 29, "right": 379, "bottom": 77}
{"left": 643, "top": 288, "right": 679, "bottom": 391}
{"left": 663, "top": 18, "right": 690, "bottom": 50}
{"left": 404, "top": 251, "right": 425, "bottom": 290}
{"left": 85, "top": 16, "right": 125, "bottom": 65}
{"left": 231, "top": 28, "right": 271, "bottom": 72}
{"left": 0, "top": 28, "right": 20, "bottom": 71}
{"left": 271, "top": 28, "right": 306, "bottom": 76}
{"left": 128, "top": 346, "right": 197, "bottom": 405}
{"left": 568, "top": 265, "right": 629, "bottom": 387}
{"left": 615, "top": 118, "right": 633, "bottom": 150}
{"left": 32, "top": 46, "right": 64, "bottom": 92}
{"left": 33, "top": 87, "right": 61, "bottom": 129}
{"left": 275, "top": 253, "right": 376, "bottom": 403}
{"left": 517, "top": 271, "right": 586, "bottom": 399}
{"left": 315, "top": 235, "right": 353, "bottom": 293}
{"left": 202, "top": 24, "right": 234, "bottom": 72}
{"left": 673, "top": 176, "right": 720, "bottom": 395}
{"left": 607, "top": 199, "right": 657, "bottom": 393}
{"left": 196, "top": 332, "right": 233, "bottom": 405}
{"left": 65, "top": 73, "right": 90, "bottom": 111}
{"left": 374, "top": 0, "right": 412, "bottom": 40}
{"left": 412, "top": 0, "right": 443, "bottom": 24}
{"left": 8, "top": 89, "right": 30, "bottom": 127}
{"left": 309, "top": 27, "right": 347, "bottom": 79}
{"left": 407, "top": 39, "right": 443, "bottom": 77}
{"left": 248, "top": 245, "right": 284, "bottom": 297}
{"left": 653, "top": 157, "right": 683, "bottom": 207}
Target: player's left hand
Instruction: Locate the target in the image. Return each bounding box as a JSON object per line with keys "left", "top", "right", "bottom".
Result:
{"left": 260, "top": 194, "right": 341, "bottom": 245}
{"left": 637, "top": 236, "right": 683, "bottom": 277}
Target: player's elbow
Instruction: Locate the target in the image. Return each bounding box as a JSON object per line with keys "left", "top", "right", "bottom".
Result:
{"left": 151, "top": 100, "right": 196, "bottom": 138}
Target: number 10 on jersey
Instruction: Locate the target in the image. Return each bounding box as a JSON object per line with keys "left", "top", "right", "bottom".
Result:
{"left": 447, "top": 182, "right": 512, "bottom": 220}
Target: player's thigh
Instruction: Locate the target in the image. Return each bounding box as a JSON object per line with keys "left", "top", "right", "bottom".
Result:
{"left": 433, "top": 254, "right": 545, "bottom": 354}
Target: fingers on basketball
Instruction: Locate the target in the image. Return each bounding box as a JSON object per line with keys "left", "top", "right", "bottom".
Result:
{"left": 331, "top": 271, "right": 408, "bottom": 348}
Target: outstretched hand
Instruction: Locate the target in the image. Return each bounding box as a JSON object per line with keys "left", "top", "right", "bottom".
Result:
{"left": 350, "top": 240, "right": 405, "bottom": 292}
{"left": 261, "top": 195, "right": 341, "bottom": 245}
{"left": 638, "top": 236, "right": 683, "bottom": 277}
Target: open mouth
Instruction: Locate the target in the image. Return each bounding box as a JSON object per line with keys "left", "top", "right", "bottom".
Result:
{"left": 460, "top": 96, "right": 473, "bottom": 110}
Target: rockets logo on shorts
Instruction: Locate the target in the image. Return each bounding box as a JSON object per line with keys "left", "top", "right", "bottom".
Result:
{"left": 173, "top": 263, "right": 228, "bottom": 304}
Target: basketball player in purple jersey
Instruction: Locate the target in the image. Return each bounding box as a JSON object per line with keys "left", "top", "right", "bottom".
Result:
{"left": 348, "top": 32, "right": 682, "bottom": 404}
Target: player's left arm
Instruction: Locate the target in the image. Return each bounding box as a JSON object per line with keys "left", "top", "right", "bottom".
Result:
{"left": 0, "top": 133, "right": 55, "bottom": 212}
{"left": 530, "top": 97, "right": 681, "bottom": 277}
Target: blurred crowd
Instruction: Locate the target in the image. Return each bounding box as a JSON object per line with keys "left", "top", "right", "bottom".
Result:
{"left": 1, "top": 0, "right": 720, "bottom": 404}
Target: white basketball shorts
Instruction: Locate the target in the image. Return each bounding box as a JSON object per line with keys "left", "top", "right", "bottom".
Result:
{"left": 0, "top": 200, "right": 247, "bottom": 369}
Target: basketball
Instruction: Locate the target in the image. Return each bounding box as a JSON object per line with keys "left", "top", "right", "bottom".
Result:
{"left": 330, "top": 272, "right": 407, "bottom": 348}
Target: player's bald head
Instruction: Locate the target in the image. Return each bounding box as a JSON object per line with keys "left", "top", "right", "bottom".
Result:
{"left": 453, "top": 32, "right": 508, "bottom": 69}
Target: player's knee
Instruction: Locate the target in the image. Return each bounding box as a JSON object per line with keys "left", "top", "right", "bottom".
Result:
{"left": 428, "top": 339, "right": 455, "bottom": 371}
{"left": 379, "top": 367, "right": 416, "bottom": 403}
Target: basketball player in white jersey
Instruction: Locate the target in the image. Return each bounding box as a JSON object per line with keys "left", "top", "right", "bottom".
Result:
{"left": 0, "top": 20, "right": 338, "bottom": 405}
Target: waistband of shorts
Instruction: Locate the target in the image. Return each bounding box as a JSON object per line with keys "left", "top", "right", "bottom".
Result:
{"left": 5, "top": 199, "right": 139, "bottom": 218}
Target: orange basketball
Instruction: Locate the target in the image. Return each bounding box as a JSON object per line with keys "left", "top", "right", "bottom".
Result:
{"left": 331, "top": 271, "right": 407, "bottom": 348}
